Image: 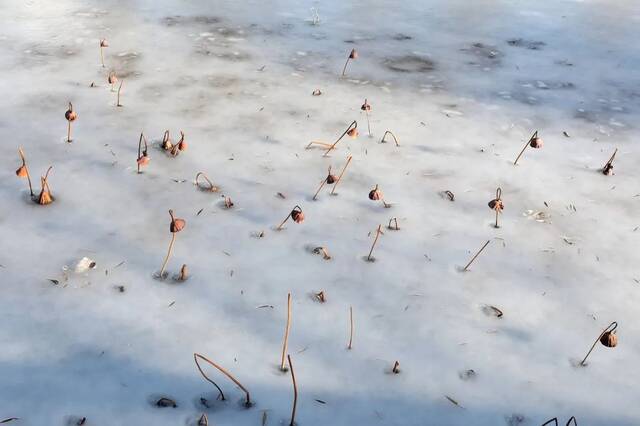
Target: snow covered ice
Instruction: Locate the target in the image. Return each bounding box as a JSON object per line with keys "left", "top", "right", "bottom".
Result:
{"left": 0, "top": 0, "right": 639, "bottom": 425}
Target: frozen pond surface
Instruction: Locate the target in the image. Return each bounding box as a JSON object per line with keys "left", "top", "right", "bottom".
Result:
{"left": 0, "top": 0, "right": 639, "bottom": 425}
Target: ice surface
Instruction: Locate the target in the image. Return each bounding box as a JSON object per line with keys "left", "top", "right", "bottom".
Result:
{"left": 0, "top": 0, "right": 639, "bottom": 425}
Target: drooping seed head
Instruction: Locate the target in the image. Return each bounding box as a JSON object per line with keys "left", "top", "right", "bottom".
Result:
{"left": 291, "top": 208, "right": 305, "bottom": 223}
{"left": 100, "top": 39, "right": 109, "bottom": 48}
{"left": 529, "top": 136, "right": 543, "bottom": 148}
{"left": 600, "top": 331, "right": 618, "bottom": 348}
{"left": 488, "top": 199, "right": 504, "bottom": 211}
{"left": 65, "top": 104, "right": 77, "bottom": 121}
{"left": 361, "top": 99, "right": 371, "bottom": 112}
{"left": 347, "top": 127, "right": 359, "bottom": 138}
{"left": 169, "top": 210, "right": 186, "bottom": 233}
{"left": 108, "top": 72, "right": 118, "bottom": 84}
{"left": 349, "top": 49, "right": 358, "bottom": 59}
{"left": 38, "top": 189, "right": 53, "bottom": 205}
{"left": 177, "top": 132, "right": 187, "bottom": 151}
{"left": 137, "top": 154, "right": 150, "bottom": 166}
{"left": 16, "top": 165, "right": 28, "bottom": 177}
{"left": 369, "top": 185, "right": 383, "bottom": 201}
{"left": 326, "top": 174, "right": 337, "bottom": 184}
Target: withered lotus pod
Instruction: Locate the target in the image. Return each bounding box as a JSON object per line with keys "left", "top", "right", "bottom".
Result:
{"left": 198, "top": 413, "right": 208, "bottom": 426}
{"left": 65, "top": 103, "right": 77, "bottom": 121}
{"left": 347, "top": 127, "right": 359, "bottom": 138}
{"left": 600, "top": 331, "right": 618, "bottom": 348}
{"left": 602, "top": 163, "right": 613, "bottom": 176}
{"left": 169, "top": 210, "right": 186, "bottom": 233}
{"left": 369, "top": 185, "right": 383, "bottom": 201}
{"left": 162, "top": 130, "right": 173, "bottom": 150}
{"left": 16, "top": 165, "right": 28, "bottom": 177}
{"left": 137, "top": 154, "right": 150, "bottom": 166}
{"left": 530, "top": 136, "right": 543, "bottom": 148}
{"left": 349, "top": 49, "right": 358, "bottom": 59}
{"left": 38, "top": 187, "right": 53, "bottom": 205}
{"left": 177, "top": 131, "right": 187, "bottom": 151}
{"left": 361, "top": 99, "right": 371, "bottom": 112}
{"left": 291, "top": 207, "right": 304, "bottom": 223}
{"left": 100, "top": 39, "right": 108, "bottom": 48}
{"left": 326, "top": 173, "right": 337, "bottom": 184}
{"left": 108, "top": 72, "right": 118, "bottom": 85}
{"left": 178, "top": 264, "right": 189, "bottom": 281}
{"left": 488, "top": 199, "right": 503, "bottom": 210}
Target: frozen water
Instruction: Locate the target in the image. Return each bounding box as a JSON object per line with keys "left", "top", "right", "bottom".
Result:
{"left": 0, "top": 0, "right": 639, "bottom": 425}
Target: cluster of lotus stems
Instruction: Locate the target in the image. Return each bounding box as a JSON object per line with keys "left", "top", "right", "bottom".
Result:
{"left": 12, "top": 45, "right": 624, "bottom": 424}
{"left": 542, "top": 417, "right": 578, "bottom": 426}
{"left": 15, "top": 148, "right": 54, "bottom": 205}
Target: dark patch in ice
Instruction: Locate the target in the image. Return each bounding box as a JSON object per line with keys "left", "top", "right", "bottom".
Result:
{"left": 518, "top": 79, "right": 575, "bottom": 90}
{"left": 392, "top": 33, "right": 413, "bottom": 41}
{"left": 162, "top": 15, "right": 221, "bottom": 27}
{"left": 461, "top": 42, "right": 503, "bottom": 67}
{"left": 506, "top": 38, "right": 546, "bottom": 50}
{"left": 504, "top": 414, "right": 526, "bottom": 425}
{"left": 383, "top": 55, "right": 436, "bottom": 73}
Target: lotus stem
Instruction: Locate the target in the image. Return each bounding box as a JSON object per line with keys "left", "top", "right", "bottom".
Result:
{"left": 392, "top": 361, "right": 400, "bottom": 374}
{"left": 388, "top": 217, "right": 399, "bottom": 230}
{"left": 380, "top": 130, "right": 399, "bottom": 146}
{"left": 541, "top": 419, "right": 558, "bottom": 426}
{"left": 287, "top": 354, "right": 298, "bottom": 426}
{"left": 602, "top": 148, "right": 618, "bottom": 174}
{"left": 193, "top": 353, "right": 226, "bottom": 401}
{"left": 513, "top": 130, "right": 537, "bottom": 165}
{"left": 495, "top": 187, "right": 502, "bottom": 228}
{"left": 67, "top": 121, "right": 72, "bottom": 143}
{"left": 100, "top": 44, "right": 105, "bottom": 67}
{"left": 323, "top": 121, "right": 357, "bottom": 157}
{"left": 18, "top": 147, "right": 34, "bottom": 196}
{"left": 348, "top": 306, "right": 354, "bottom": 350}
{"left": 193, "top": 353, "right": 251, "bottom": 407}
{"left": 195, "top": 172, "right": 218, "bottom": 192}
{"left": 367, "top": 224, "right": 383, "bottom": 261}
{"left": 566, "top": 417, "right": 577, "bottom": 426}
{"left": 365, "top": 111, "right": 371, "bottom": 136}
{"left": 280, "top": 293, "right": 292, "bottom": 371}
{"left": 116, "top": 80, "right": 123, "bottom": 107}
{"left": 463, "top": 240, "right": 490, "bottom": 271}
{"left": 580, "top": 321, "right": 618, "bottom": 366}
{"left": 312, "top": 167, "right": 330, "bottom": 200}
{"left": 330, "top": 156, "right": 352, "bottom": 195}
{"left": 159, "top": 233, "right": 176, "bottom": 278}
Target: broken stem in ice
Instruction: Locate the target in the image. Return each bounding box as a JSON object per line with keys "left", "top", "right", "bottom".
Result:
{"left": 280, "top": 293, "right": 292, "bottom": 371}
{"left": 194, "top": 353, "right": 252, "bottom": 407}
{"left": 367, "top": 224, "right": 383, "bottom": 261}
{"left": 513, "top": 130, "right": 538, "bottom": 165}
{"left": 463, "top": 240, "right": 490, "bottom": 271}
{"left": 287, "top": 354, "right": 298, "bottom": 426}
{"left": 380, "top": 130, "right": 399, "bottom": 147}
{"left": 348, "top": 306, "right": 354, "bottom": 350}
{"left": 330, "top": 156, "right": 352, "bottom": 195}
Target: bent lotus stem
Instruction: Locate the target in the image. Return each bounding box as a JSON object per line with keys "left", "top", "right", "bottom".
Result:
{"left": 193, "top": 353, "right": 226, "bottom": 401}
{"left": 162, "top": 130, "right": 171, "bottom": 150}
{"left": 463, "top": 240, "right": 490, "bottom": 271}
{"left": 513, "top": 130, "right": 538, "bottom": 165}
{"left": 287, "top": 354, "right": 298, "bottom": 426}
{"left": 277, "top": 205, "right": 302, "bottom": 230}
{"left": 280, "top": 293, "right": 292, "bottom": 371}
{"left": 195, "top": 172, "right": 218, "bottom": 192}
{"left": 116, "top": 80, "right": 123, "bottom": 107}
{"left": 367, "top": 224, "right": 383, "bottom": 261}
{"left": 388, "top": 217, "right": 399, "bottom": 230}
{"left": 137, "top": 132, "right": 148, "bottom": 173}
{"left": 18, "top": 147, "right": 34, "bottom": 196}
{"left": 541, "top": 419, "right": 558, "bottom": 426}
{"left": 323, "top": 121, "right": 357, "bottom": 157}
{"left": 380, "top": 130, "right": 399, "bottom": 147}
{"left": 392, "top": 361, "right": 400, "bottom": 374}
{"left": 348, "top": 306, "right": 354, "bottom": 349}
{"left": 566, "top": 417, "right": 577, "bottom": 426}
{"left": 312, "top": 167, "right": 332, "bottom": 200}
{"left": 193, "top": 352, "right": 251, "bottom": 407}
{"left": 330, "top": 156, "right": 352, "bottom": 195}
{"left": 580, "top": 321, "right": 618, "bottom": 366}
